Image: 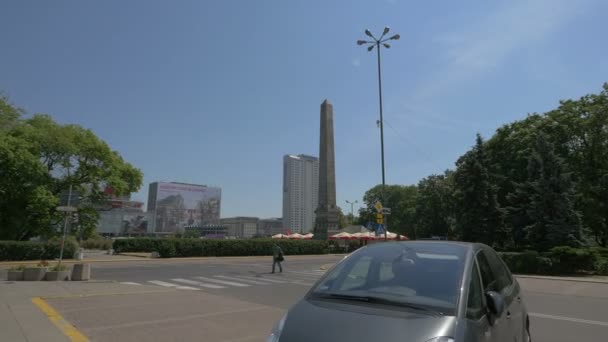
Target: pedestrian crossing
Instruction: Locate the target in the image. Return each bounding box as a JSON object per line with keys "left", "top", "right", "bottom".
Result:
{"left": 120, "top": 269, "right": 326, "bottom": 291}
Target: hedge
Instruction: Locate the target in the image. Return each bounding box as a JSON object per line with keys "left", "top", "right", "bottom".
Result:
{"left": 80, "top": 238, "right": 114, "bottom": 250}
{"left": 0, "top": 238, "right": 79, "bottom": 261}
{"left": 113, "top": 238, "right": 329, "bottom": 258}
{"left": 499, "top": 246, "right": 605, "bottom": 275}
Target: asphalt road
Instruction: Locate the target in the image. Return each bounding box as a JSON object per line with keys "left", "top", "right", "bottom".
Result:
{"left": 4, "top": 255, "right": 608, "bottom": 341}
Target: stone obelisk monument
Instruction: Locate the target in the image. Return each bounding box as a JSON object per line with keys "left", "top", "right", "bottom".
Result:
{"left": 314, "top": 99, "right": 340, "bottom": 240}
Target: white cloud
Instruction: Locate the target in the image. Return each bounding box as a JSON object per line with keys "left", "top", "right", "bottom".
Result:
{"left": 397, "top": 0, "right": 592, "bottom": 126}
{"left": 416, "top": 0, "right": 589, "bottom": 101}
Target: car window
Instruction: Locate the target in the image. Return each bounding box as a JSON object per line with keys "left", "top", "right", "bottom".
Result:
{"left": 338, "top": 255, "right": 372, "bottom": 291}
{"left": 476, "top": 252, "right": 499, "bottom": 292}
{"left": 310, "top": 242, "right": 467, "bottom": 315}
{"left": 483, "top": 250, "right": 513, "bottom": 291}
{"left": 466, "top": 260, "right": 485, "bottom": 320}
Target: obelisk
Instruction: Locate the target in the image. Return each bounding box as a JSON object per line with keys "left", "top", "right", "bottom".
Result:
{"left": 314, "top": 99, "right": 340, "bottom": 240}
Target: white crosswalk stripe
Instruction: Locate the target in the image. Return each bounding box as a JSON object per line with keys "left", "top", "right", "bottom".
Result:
{"left": 195, "top": 276, "right": 250, "bottom": 287}
{"left": 120, "top": 282, "right": 142, "bottom": 286}
{"left": 171, "top": 278, "right": 225, "bottom": 289}
{"left": 148, "top": 280, "right": 200, "bottom": 291}
{"left": 215, "top": 275, "right": 273, "bottom": 285}
{"left": 233, "top": 275, "right": 288, "bottom": 284}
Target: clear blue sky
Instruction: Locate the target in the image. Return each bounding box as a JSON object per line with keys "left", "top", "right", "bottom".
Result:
{"left": 2, "top": 0, "right": 607, "bottom": 218}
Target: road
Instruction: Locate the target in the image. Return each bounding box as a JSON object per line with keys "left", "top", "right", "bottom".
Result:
{"left": 4, "top": 255, "right": 608, "bottom": 341}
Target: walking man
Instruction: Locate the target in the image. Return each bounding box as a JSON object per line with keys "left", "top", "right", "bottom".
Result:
{"left": 272, "top": 243, "right": 284, "bottom": 273}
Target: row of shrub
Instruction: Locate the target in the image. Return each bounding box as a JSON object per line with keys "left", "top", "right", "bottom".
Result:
{"left": 113, "top": 238, "right": 329, "bottom": 258}
{"left": 499, "top": 246, "right": 608, "bottom": 275}
{"left": 0, "top": 238, "right": 79, "bottom": 261}
{"left": 79, "top": 237, "right": 113, "bottom": 250}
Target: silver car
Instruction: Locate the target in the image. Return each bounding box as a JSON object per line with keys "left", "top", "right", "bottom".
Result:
{"left": 268, "top": 241, "right": 531, "bottom": 342}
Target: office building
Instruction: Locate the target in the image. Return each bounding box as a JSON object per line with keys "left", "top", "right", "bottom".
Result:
{"left": 282, "top": 154, "right": 319, "bottom": 233}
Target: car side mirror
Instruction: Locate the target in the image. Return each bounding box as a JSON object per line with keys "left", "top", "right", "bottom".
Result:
{"left": 485, "top": 291, "right": 505, "bottom": 319}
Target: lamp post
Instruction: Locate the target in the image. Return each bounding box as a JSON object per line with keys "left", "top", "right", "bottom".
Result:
{"left": 358, "top": 27, "right": 399, "bottom": 241}
{"left": 357, "top": 27, "right": 400, "bottom": 193}
{"left": 345, "top": 200, "right": 358, "bottom": 224}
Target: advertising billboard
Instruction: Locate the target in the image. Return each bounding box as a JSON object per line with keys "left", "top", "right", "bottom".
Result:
{"left": 153, "top": 183, "right": 221, "bottom": 232}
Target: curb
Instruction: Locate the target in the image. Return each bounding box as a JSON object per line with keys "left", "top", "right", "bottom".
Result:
{"left": 515, "top": 274, "right": 608, "bottom": 284}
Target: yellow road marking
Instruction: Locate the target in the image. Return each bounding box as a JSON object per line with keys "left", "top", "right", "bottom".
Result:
{"left": 31, "top": 297, "right": 89, "bottom": 342}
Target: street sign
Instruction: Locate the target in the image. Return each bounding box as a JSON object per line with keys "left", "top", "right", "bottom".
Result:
{"left": 56, "top": 206, "right": 78, "bottom": 212}
{"left": 382, "top": 207, "right": 391, "bottom": 215}
{"left": 376, "top": 224, "right": 385, "bottom": 236}
{"left": 374, "top": 201, "right": 383, "bottom": 213}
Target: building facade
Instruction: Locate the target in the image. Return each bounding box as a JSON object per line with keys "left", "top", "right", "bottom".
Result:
{"left": 220, "top": 217, "right": 260, "bottom": 238}
{"left": 282, "top": 154, "right": 319, "bottom": 234}
{"left": 258, "top": 218, "right": 284, "bottom": 236}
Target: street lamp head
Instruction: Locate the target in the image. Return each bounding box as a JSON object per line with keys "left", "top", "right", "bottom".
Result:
{"left": 357, "top": 40, "right": 367, "bottom": 46}
{"left": 390, "top": 34, "right": 400, "bottom": 40}
{"left": 365, "top": 29, "right": 374, "bottom": 38}
{"left": 383, "top": 27, "right": 390, "bottom": 35}
{"left": 367, "top": 45, "right": 374, "bottom": 52}
{"left": 383, "top": 43, "right": 391, "bottom": 49}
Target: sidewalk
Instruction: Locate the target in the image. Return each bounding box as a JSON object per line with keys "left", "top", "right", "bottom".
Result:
{"left": 0, "top": 280, "right": 175, "bottom": 342}
{"left": 515, "top": 274, "right": 608, "bottom": 284}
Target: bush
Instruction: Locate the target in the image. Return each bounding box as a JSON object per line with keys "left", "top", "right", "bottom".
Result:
{"left": 596, "top": 260, "right": 608, "bottom": 275}
{"left": 0, "top": 237, "right": 78, "bottom": 261}
{"left": 112, "top": 238, "right": 162, "bottom": 253}
{"left": 499, "top": 246, "right": 606, "bottom": 275}
{"left": 80, "top": 238, "right": 113, "bottom": 250}
{"left": 545, "top": 246, "right": 600, "bottom": 274}
{"left": 499, "top": 251, "right": 541, "bottom": 274}
{"left": 113, "top": 238, "right": 329, "bottom": 258}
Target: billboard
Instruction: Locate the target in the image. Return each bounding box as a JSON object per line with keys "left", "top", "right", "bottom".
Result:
{"left": 153, "top": 183, "right": 221, "bottom": 232}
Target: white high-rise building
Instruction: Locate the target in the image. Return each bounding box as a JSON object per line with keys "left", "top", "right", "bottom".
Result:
{"left": 282, "top": 154, "right": 319, "bottom": 233}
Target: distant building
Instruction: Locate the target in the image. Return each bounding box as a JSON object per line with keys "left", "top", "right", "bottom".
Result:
{"left": 220, "top": 217, "right": 260, "bottom": 238}
{"left": 258, "top": 218, "right": 284, "bottom": 236}
{"left": 147, "top": 182, "right": 221, "bottom": 233}
{"left": 282, "top": 154, "right": 319, "bottom": 234}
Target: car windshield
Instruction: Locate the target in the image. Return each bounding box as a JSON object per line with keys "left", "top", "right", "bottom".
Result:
{"left": 310, "top": 242, "right": 467, "bottom": 315}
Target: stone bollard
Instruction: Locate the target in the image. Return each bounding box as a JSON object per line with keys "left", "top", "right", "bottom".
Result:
{"left": 71, "top": 263, "right": 91, "bottom": 281}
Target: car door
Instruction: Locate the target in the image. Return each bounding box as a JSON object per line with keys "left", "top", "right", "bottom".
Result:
{"left": 484, "top": 249, "right": 525, "bottom": 342}
{"left": 476, "top": 251, "right": 511, "bottom": 342}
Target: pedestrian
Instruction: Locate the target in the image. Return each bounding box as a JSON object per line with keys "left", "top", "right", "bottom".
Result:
{"left": 272, "top": 243, "right": 284, "bottom": 273}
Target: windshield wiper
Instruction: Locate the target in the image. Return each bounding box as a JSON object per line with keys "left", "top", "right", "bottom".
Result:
{"left": 314, "top": 293, "right": 443, "bottom": 316}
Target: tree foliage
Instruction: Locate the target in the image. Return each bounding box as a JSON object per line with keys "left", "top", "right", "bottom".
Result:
{"left": 359, "top": 83, "right": 608, "bottom": 249}
{"left": 0, "top": 96, "right": 143, "bottom": 240}
{"left": 359, "top": 184, "right": 418, "bottom": 238}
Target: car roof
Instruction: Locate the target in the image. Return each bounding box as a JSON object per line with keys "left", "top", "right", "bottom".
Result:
{"left": 364, "top": 240, "right": 488, "bottom": 253}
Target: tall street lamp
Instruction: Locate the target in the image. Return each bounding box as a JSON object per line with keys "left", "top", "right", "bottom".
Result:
{"left": 357, "top": 27, "right": 400, "bottom": 194}
{"left": 345, "top": 200, "right": 358, "bottom": 224}
{"left": 358, "top": 27, "right": 399, "bottom": 240}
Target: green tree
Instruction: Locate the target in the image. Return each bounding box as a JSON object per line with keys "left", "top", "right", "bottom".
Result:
{"left": 359, "top": 184, "right": 418, "bottom": 238}
{"left": 453, "top": 134, "right": 508, "bottom": 247}
{"left": 415, "top": 170, "right": 455, "bottom": 239}
{"left": 0, "top": 96, "right": 143, "bottom": 240}
{"left": 508, "top": 134, "right": 583, "bottom": 251}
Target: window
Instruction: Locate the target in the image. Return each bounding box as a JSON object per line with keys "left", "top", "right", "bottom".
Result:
{"left": 476, "top": 252, "right": 498, "bottom": 292}
{"left": 338, "top": 255, "right": 372, "bottom": 291}
{"left": 466, "top": 261, "right": 485, "bottom": 320}
{"left": 483, "top": 250, "right": 513, "bottom": 292}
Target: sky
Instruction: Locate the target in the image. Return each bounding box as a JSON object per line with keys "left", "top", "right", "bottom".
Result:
{"left": 1, "top": 0, "right": 607, "bottom": 218}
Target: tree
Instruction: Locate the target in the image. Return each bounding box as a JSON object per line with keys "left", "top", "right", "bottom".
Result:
{"left": 415, "top": 170, "right": 455, "bottom": 239}
{"left": 453, "top": 134, "right": 508, "bottom": 247}
{"left": 508, "top": 134, "right": 583, "bottom": 250}
{"left": 0, "top": 96, "right": 143, "bottom": 240}
{"left": 359, "top": 184, "right": 418, "bottom": 238}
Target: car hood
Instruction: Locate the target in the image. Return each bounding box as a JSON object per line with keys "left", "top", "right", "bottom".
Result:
{"left": 279, "top": 298, "right": 457, "bottom": 342}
